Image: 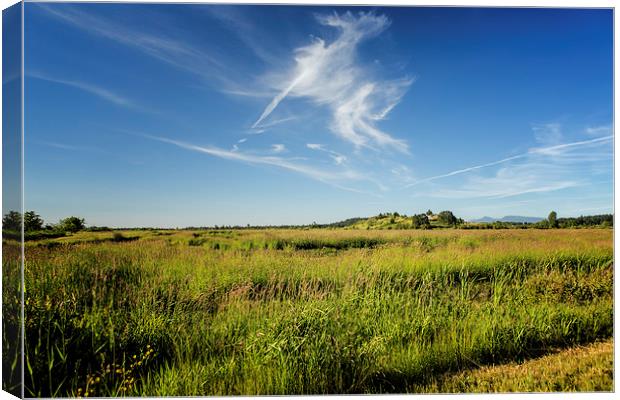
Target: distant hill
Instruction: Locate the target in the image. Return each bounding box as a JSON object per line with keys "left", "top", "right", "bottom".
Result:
{"left": 347, "top": 214, "right": 413, "bottom": 230}
{"left": 322, "top": 214, "right": 418, "bottom": 230}
{"left": 324, "top": 217, "right": 366, "bottom": 228}
{"left": 470, "top": 216, "right": 544, "bottom": 223}
{"left": 331, "top": 212, "right": 460, "bottom": 230}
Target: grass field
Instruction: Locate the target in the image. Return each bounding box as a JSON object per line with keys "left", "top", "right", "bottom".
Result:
{"left": 5, "top": 228, "right": 613, "bottom": 396}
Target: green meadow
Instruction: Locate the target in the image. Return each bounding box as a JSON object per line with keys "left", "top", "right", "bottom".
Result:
{"left": 5, "top": 228, "right": 613, "bottom": 396}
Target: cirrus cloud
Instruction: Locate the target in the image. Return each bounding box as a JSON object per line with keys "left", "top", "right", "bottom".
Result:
{"left": 253, "top": 12, "right": 412, "bottom": 153}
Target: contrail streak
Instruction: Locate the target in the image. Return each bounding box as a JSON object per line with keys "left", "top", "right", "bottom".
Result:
{"left": 405, "top": 135, "right": 613, "bottom": 188}
{"left": 252, "top": 73, "right": 305, "bottom": 128}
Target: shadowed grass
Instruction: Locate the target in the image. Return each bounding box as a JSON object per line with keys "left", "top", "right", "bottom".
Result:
{"left": 412, "top": 339, "right": 613, "bottom": 393}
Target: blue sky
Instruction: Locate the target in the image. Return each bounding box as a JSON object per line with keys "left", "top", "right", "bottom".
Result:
{"left": 3, "top": 3, "right": 22, "bottom": 217}
{"left": 23, "top": 4, "right": 612, "bottom": 227}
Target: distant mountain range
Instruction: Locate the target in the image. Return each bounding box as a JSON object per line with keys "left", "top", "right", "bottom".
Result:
{"left": 470, "top": 216, "right": 545, "bottom": 223}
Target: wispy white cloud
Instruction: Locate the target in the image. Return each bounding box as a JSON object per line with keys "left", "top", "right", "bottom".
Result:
{"left": 585, "top": 125, "right": 613, "bottom": 137}
{"left": 37, "top": 4, "right": 228, "bottom": 84}
{"left": 306, "top": 143, "right": 324, "bottom": 151}
{"left": 142, "top": 134, "right": 383, "bottom": 195}
{"left": 258, "top": 116, "right": 297, "bottom": 128}
{"left": 33, "top": 140, "right": 145, "bottom": 165}
{"left": 253, "top": 12, "right": 411, "bottom": 153}
{"left": 249, "top": 116, "right": 298, "bottom": 134}
{"left": 34, "top": 140, "right": 85, "bottom": 152}
{"left": 406, "top": 154, "right": 526, "bottom": 188}
{"left": 253, "top": 77, "right": 300, "bottom": 128}
{"left": 408, "top": 121, "right": 612, "bottom": 201}
{"left": 532, "top": 122, "right": 562, "bottom": 146}
{"left": 406, "top": 134, "right": 613, "bottom": 188}
{"left": 28, "top": 71, "right": 136, "bottom": 108}
{"left": 430, "top": 174, "right": 580, "bottom": 199}
{"left": 331, "top": 155, "right": 347, "bottom": 165}
{"left": 390, "top": 165, "right": 415, "bottom": 184}
{"left": 219, "top": 88, "right": 275, "bottom": 99}
{"left": 528, "top": 135, "right": 612, "bottom": 157}
{"left": 306, "top": 143, "right": 347, "bottom": 165}
{"left": 202, "top": 5, "right": 284, "bottom": 66}
{"left": 271, "top": 144, "right": 286, "bottom": 153}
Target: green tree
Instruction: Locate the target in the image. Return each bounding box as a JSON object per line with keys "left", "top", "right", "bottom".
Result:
{"left": 548, "top": 211, "right": 558, "bottom": 228}
{"left": 426, "top": 210, "right": 433, "bottom": 216}
{"left": 59, "top": 216, "right": 86, "bottom": 233}
{"left": 2, "top": 211, "right": 21, "bottom": 232}
{"left": 437, "top": 210, "right": 457, "bottom": 226}
{"left": 24, "top": 211, "right": 44, "bottom": 232}
{"left": 535, "top": 219, "right": 549, "bottom": 229}
{"left": 411, "top": 214, "right": 430, "bottom": 229}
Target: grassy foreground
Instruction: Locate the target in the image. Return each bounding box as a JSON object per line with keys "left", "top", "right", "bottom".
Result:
{"left": 9, "top": 228, "right": 613, "bottom": 396}
{"left": 415, "top": 338, "right": 613, "bottom": 393}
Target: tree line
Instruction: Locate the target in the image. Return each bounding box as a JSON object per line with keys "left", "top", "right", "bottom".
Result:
{"left": 463, "top": 211, "right": 612, "bottom": 230}
{"left": 2, "top": 211, "right": 86, "bottom": 240}
{"left": 2, "top": 210, "right": 612, "bottom": 236}
{"left": 370, "top": 210, "right": 612, "bottom": 230}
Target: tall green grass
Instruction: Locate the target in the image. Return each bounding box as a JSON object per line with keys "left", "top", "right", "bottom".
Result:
{"left": 17, "top": 229, "right": 613, "bottom": 396}
{"left": 2, "top": 242, "right": 22, "bottom": 396}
